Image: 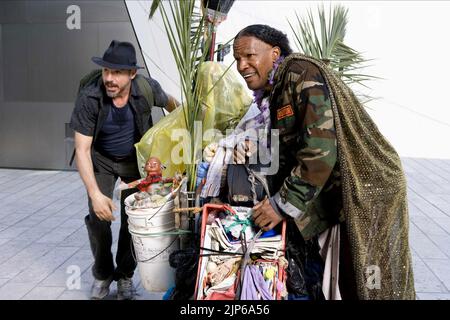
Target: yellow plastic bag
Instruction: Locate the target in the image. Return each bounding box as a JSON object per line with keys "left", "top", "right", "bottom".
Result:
{"left": 135, "top": 62, "right": 252, "bottom": 177}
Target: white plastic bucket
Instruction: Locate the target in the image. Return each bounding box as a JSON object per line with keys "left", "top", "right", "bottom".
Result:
{"left": 125, "top": 194, "right": 175, "bottom": 233}
{"left": 130, "top": 227, "right": 179, "bottom": 292}
{"left": 128, "top": 220, "right": 175, "bottom": 234}
{"left": 125, "top": 193, "right": 178, "bottom": 292}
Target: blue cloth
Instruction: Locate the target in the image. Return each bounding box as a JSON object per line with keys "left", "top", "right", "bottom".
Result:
{"left": 196, "top": 162, "right": 210, "bottom": 188}
{"left": 288, "top": 293, "right": 310, "bottom": 300}
{"left": 95, "top": 102, "right": 136, "bottom": 157}
{"left": 163, "top": 286, "right": 175, "bottom": 300}
{"left": 260, "top": 229, "right": 277, "bottom": 238}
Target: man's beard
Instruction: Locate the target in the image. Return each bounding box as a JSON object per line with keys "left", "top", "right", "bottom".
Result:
{"left": 105, "top": 82, "right": 121, "bottom": 98}
{"left": 106, "top": 90, "right": 119, "bottom": 98}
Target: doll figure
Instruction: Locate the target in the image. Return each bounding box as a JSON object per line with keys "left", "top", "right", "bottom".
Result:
{"left": 119, "top": 157, "right": 183, "bottom": 207}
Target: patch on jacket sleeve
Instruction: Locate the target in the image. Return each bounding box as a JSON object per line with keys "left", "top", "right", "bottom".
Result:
{"left": 277, "top": 104, "right": 294, "bottom": 120}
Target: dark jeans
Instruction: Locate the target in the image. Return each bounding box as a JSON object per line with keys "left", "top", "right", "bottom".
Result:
{"left": 85, "top": 150, "right": 141, "bottom": 281}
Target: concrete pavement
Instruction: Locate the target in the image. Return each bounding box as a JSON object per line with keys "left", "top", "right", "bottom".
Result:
{"left": 0, "top": 157, "right": 449, "bottom": 299}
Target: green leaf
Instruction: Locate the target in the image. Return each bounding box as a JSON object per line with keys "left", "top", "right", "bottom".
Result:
{"left": 149, "top": 0, "right": 231, "bottom": 191}
{"left": 149, "top": 0, "right": 160, "bottom": 18}
{"left": 288, "top": 3, "right": 378, "bottom": 101}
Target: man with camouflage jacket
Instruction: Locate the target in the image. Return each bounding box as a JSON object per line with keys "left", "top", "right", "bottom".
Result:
{"left": 232, "top": 24, "right": 415, "bottom": 300}
{"left": 233, "top": 25, "right": 342, "bottom": 240}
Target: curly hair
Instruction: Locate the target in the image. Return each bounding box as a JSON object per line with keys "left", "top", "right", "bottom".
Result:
{"left": 234, "top": 24, "right": 293, "bottom": 57}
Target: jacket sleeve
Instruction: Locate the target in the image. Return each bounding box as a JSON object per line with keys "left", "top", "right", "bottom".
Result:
{"left": 69, "top": 93, "right": 97, "bottom": 137}
{"left": 271, "top": 63, "right": 337, "bottom": 219}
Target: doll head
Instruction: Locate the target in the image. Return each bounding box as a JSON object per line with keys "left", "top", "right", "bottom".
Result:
{"left": 144, "top": 156, "right": 163, "bottom": 177}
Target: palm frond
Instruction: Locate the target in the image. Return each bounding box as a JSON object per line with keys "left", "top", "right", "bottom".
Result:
{"left": 288, "top": 4, "right": 377, "bottom": 95}
{"left": 149, "top": 0, "right": 231, "bottom": 191}
{"left": 149, "top": 0, "right": 161, "bottom": 18}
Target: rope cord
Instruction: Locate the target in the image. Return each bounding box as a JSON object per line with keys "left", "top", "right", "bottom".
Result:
{"left": 130, "top": 233, "right": 179, "bottom": 263}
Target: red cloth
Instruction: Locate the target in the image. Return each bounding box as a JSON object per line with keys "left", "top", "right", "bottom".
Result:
{"left": 136, "top": 174, "right": 162, "bottom": 192}
{"left": 204, "top": 284, "right": 236, "bottom": 300}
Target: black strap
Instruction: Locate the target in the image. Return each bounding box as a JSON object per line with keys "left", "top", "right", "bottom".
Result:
{"left": 69, "top": 149, "right": 76, "bottom": 167}
{"left": 135, "top": 75, "right": 155, "bottom": 112}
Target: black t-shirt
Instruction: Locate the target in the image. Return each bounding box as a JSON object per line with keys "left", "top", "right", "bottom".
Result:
{"left": 95, "top": 101, "right": 137, "bottom": 158}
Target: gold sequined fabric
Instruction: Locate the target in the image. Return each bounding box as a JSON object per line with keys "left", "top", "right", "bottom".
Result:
{"left": 277, "top": 54, "right": 416, "bottom": 300}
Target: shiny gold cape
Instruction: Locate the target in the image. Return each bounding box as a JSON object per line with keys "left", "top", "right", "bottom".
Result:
{"left": 278, "top": 54, "right": 415, "bottom": 300}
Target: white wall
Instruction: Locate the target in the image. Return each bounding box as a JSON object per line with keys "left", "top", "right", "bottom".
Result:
{"left": 125, "top": 0, "right": 180, "bottom": 100}
{"left": 127, "top": 1, "right": 450, "bottom": 159}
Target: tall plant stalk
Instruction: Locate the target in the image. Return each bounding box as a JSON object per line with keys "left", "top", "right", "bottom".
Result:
{"left": 150, "top": 0, "right": 230, "bottom": 192}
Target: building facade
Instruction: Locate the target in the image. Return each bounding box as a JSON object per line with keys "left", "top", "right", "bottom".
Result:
{"left": 0, "top": 0, "right": 162, "bottom": 170}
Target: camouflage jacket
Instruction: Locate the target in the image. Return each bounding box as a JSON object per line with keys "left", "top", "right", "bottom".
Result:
{"left": 268, "top": 56, "right": 344, "bottom": 239}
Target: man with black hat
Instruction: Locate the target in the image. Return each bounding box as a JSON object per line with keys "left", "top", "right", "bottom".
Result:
{"left": 70, "top": 40, "right": 178, "bottom": 300}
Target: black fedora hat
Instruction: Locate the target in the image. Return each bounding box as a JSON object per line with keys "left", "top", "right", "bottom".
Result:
{"left": 92, "top": 40, "right": 143, "bottom": 70}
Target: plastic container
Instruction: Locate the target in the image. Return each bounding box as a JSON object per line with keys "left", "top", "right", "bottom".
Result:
{"left": 125, "top": 194, "right": 175, "bottom": 233}
{"left": 125, "top": 193, "right": 178, "bottom": 292}
{"left": 194, "top": 204, "right": 286, "bottom": 300}
{"left": 130, "top": 226, "right": 179, "bottom": 292}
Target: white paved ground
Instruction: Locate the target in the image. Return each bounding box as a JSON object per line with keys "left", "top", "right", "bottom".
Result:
{"left": 0, "top": 157, "right": 449, "bottom": 300}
